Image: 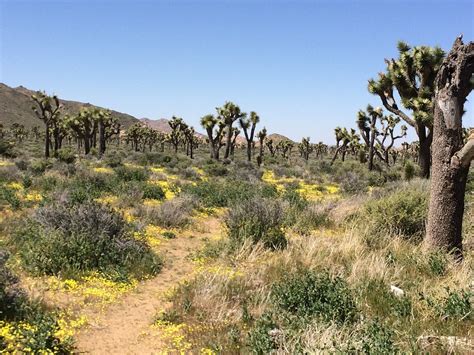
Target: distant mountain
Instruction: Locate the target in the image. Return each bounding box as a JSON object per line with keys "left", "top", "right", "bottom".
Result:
{"left": 140, "top": 118, "right": 206, "bottom": 139}
{"left": 0, "top": 83, "right": 138, "bottom": 129}
{"left": 267, "top": 133, "right": 293, "bottom": 143}
{"left": 140, "top": 118, "right": 172, "bottom": 133}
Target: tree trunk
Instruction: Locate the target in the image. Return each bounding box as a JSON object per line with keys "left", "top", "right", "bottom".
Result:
{"left": 44, "top": 123, "right": 50, "bottom": 158}
{"left": 426, "top": 37, "right": 474, "bottom": 258}
{"left": 224, "top": 125, "right": 232, "bottom": 159}
{"left": 246, "top": 142, "right": 252, "bottom": 162}
{"left": 84, "top": 136, "right": 91, "bottom": 155}
{"left": 99, "top": 121, "right": 106, "bottom": 156}
{"left": 417, "top": 123, "right": 432, "bottom": 178}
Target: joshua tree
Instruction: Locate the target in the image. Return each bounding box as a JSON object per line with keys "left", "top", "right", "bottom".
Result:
{"left": 239, "top": 111, "right": 259, "bottom": 162}
{"left": 375, "top": 114, "right": 407, "bottom": 165}
{"left": 426, "top": 37, "right": 474, "bottom": 258}
{"left": 314, "top": 142, "right": 327, "bottom": 159}
{"left": 331, "top": 128, "right": 359, "bottom": 164}
{"left": 65, "top": 108, "right": 102, "bottom": 155}
{"left": 31, "top": 91, "right": 62, "bottom": 158}
{"left": 96, "top": 110, "right": 119, "bottom": 156}
{"left": 216, "top": 102, "right": 246, "bottom": 159}
{"left": 168, "top": 116, "right": 184, "bottom": 153}
{"left": 368, "top": 41, "right": 445, "bottom": 177}
{"left": 299, "top": 137, "right": 313, "bottom": 162}
{"left": 277, "top": 140, "right": 294, "bottom": 159}
{"left": 9, "top": 123, "right": 28, "bottom": 143}
{"left": 266, "top": 138, "right": 277, "bottom": 157}
{"left": 201, "top": 114, "right": 226, "bottom": 160}
{"left": 256, "top": 127, "right": 267, "bottom": 166}
{"left": 183, "top": 125, "right": 198, "bottom": 159}
{"left": 357, "top": 105, "right": 383, "bottom": 170}
{"left": 31, "top": 126, "right": 41, "bottom": 141}
{"left": 126, "top": 122, "right": 146, "bottom": 152}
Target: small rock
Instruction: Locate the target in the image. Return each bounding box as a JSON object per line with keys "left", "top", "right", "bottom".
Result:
{"left": 390, "top": 285, "right": 404, "bottom": 297}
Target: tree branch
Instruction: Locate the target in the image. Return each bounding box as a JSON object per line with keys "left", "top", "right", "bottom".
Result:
{"left": 377, "top": 93, "right": 416, "bottom": 127}
{"left": 451, "top": 135, "right": 474, "bottom": 168}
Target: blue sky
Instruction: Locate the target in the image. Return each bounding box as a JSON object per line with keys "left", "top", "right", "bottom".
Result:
{"left": 1, "top": 0, "right": 472, "bottom": 142}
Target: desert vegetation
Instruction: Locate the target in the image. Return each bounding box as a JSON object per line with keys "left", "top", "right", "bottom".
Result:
{"left": 0, "top": 31, "right": 472, "bottom": 355}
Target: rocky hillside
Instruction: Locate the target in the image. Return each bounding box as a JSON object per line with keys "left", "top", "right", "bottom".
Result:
{"left": 0, "top": 83, "right": 138, "bottom": 129}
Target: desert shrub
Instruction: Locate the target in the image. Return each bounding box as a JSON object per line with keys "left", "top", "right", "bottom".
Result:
{"left": 271, "top": 270, "right": 358, "bottom": 324}
{"left": 162, "top": 231, "right": 176, "bottom": 239}
{"left": 14, "top": 159, "right": 29, "bottom": 171}
{"left": 139, "top": 196, "right": 195, "bottom": 228}
{"left": 280, "top": 184, "right": 309, "bottom": 227}
{"left": 436, "top": 289, "right": 472, "bottom": 321}
{"left": 427, "top": 252, "right": 447, "bottom": 276}
{"left": 29, "top": 159, "right": 52, "bottom": 175}
{"left": 56, "top": 148, "right": 76, "bottom": 164}
{"left": 13, "top": 201, "right": 161, "bottom": 279}
{"left": 22, "top": 175, "right": 32, "bottom": 189}
{"left": 404, "top": 160, "right": 416, "bottom": 180}
{"left": 114, "top": 165, "right": 149, "bottom": 182}
{"left": 0, "top": 185, "right": 21, "bottom": 209}
{"left": 359, "top": 184, "right": 428, "bottom": 243}
{"left": 247, "top": 313, "right": 279, "bottom": 354}
{"left": 203, "top": 164, "right": 228, "bottom": 177}
{"left": 104, "top": 151, "right": 123, "bottom": 167}
{"left": 361, "top": 320, "right": 397, "bottom": 354}
{"left": 0, "top": 139, "right": 16, "bottom": 158}
{"left": 338, "top": 171, "right": 368, "bottom": 194}
{"left": 142, "top": 183, "right": 166, "bottom": 200}
{"left": 66, "top": 172, "right": 112, "bottom": 203}
{"left": 293, "top": 202, "right": 332, "bottom": 235}
{"left": 182, "top": 179, "right": 265, "bottom": 208}
{"left": 225, "top": 197, "right": 287, "bottom": 250}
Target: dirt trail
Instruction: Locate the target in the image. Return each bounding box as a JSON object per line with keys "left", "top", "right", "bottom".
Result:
{"left": 75, "top": 217, "right": 221, "bottom": 354}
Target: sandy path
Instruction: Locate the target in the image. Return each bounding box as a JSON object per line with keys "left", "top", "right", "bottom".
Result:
{"left": 74, "top": 217, "right": 221, "bottom": 354}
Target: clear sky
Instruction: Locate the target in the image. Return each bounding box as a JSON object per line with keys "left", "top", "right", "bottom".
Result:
{"left": 1, "top": 0, "right": 473, "bottom": 142}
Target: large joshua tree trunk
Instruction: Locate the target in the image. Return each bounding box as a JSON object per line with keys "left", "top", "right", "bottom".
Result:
{"left": 417, "top": 123, "right": 432, "bottom": 178}
{"left": 426, "top": 37, "right": 474, "bottom": 258}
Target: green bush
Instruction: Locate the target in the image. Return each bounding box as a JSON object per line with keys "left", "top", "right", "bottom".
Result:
{"left": 182, "top": 179, "right": 268, "bottom": 208}
{"left": 138, "top": 196, "right": 195, "bottom": 229}
{"left": 56, "top": 148, "right": 76, "bottom": 164}
{"left": 66, "top": 172, "right": 112, "bottom": 203}
{"left": 0, "top": 185, "right": 21, "bottom": 209}
{"left": 29, "top": 159, "right": 52, "bottom": 175}
{"left": 104, "top": 152, "right": 123, "bottom": 168}
{"left": 404, "top": 161, "right": 416, "bottom": 180}
{"left": 114, "top": 165, "right": 149, "bottom": 182}
{"left": 271, "top": 270, "right": 358, "bottom": 324}
{"left": 13, "top": 201, "right": 162, "bottom": 279}
{"left": 225, "top": 197, "right": 287, "bottom": 250}
{"left": 293, "top": 203, "right": 332, "bottom": 235}
{"left": 142, "top": 183, "right": 166, "bottom": 200}
{"left": 0, "top": 139, "right": 16, "bottom": 158}
{"left": 247, "top": 313, "right": 278, "bottom": 354}
{"left": 360, "top": 184, "right": 428, "bottom": 243}
{"left": 437, "top": 289, "right": 472, "bottom": 321}
{"left": 361, "top": 320, "right": 398, "bottom": 354}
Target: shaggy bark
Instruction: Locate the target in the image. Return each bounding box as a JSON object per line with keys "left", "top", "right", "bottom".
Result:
{"left": 426, "top": 37, "right": 474, "bottom": 258}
